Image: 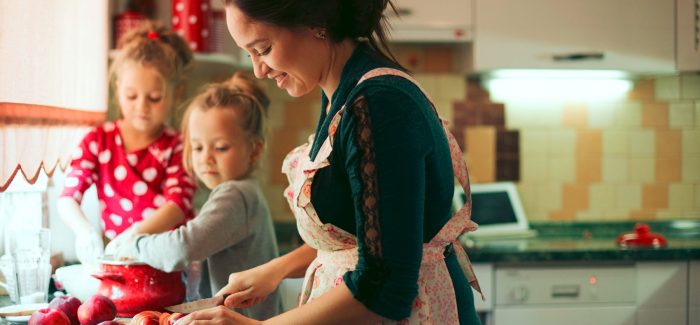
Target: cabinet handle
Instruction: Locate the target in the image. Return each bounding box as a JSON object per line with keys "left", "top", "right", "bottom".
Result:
{"left": 552, "top": 52, "right": 605, "bottom": 61}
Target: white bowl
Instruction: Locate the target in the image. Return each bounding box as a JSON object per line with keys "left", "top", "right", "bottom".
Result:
{"left": 53, "top": 264, "right": 100, "bottom": 303}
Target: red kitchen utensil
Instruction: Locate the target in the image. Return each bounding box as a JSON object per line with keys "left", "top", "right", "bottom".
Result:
{"left": 616, "top": 223, "right": 667, "bottom": 248}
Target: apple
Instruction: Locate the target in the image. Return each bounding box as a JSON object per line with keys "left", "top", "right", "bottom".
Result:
{"left": 48, "top": 295, "right": 82, "bottom": 325}
{"left": 28, "top": 308, "right": 71, "bottom": 325}
{"left": 77, "top": 294, "right": 117, "bottom": 325}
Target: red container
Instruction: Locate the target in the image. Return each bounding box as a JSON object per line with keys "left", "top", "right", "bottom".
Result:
{"left": 616, "top": 223, "right": 667, "bottom": 248}
{"left": 114, "top": 11, "right": 147, "bottom": 48}
{"left": 92, "top": 259, "right": 185, "bottom": 317}
{"left": 171, "top": 0, "right": 211, "bottom": 52}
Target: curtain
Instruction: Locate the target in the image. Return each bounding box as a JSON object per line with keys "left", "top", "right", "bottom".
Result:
{"left": 0, "top": 1, "right": 109, "bottom": 191}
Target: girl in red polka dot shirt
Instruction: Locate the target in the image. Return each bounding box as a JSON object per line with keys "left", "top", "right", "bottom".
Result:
{"left": 58, "top": 21, "right": 196, "bottom": 265}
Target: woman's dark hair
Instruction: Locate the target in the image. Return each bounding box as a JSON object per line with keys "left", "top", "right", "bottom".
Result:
{"left": 223, "top": 0, "right": 401, "bottom": 67}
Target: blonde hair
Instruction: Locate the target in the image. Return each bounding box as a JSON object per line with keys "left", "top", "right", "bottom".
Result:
{"left": 181, "top": 72, "right": 270, "bottom": 175}
{"left": 109, "top": 21, "right": 193, "bottom": 87}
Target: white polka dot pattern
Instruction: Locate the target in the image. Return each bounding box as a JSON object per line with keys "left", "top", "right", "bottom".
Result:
{"left": 127, "top": 154, "right": 138, "bottom": 166}
{"left": 154, "top": 195, "right": 166, "bottom": 207}
{"left": 114, "top": 165, "right": 127, "bottom": 180}
{"left": 142, "top": 168, "right": 157, "bottom": 182}
{"left": 142, "top": 208, "right": 155, "bottom": 219}
{"left": 98, "top": 150, "right": 111, "bottom": 163}
{"left": 72, "top": 147, "right": 83, "bottom": 160}
{"left": 115, "top": 135, "right": 122, "bottom": 146}
{"left": 120, "top": 198, "right": 133, "bottom": 211}
{"left": 80, "top": 160, "right": 95, "bottom": 170}
{"left": 109, "top": 214, "right": 123, "bottom": 226}
{"left": 104, "top": 184, "right": 114, "bottom": 197}
{"left": 89, "top": 142, "right": 98, "bottom": 155}
{"left": 167, "top": 166, "right": 179, "bottom": 174}
{"left": 166, "top": 178, "right": 178, "bottom": 187}
{"left": 105, "top": 230, "right": 117, "bottom": 239}
{"left": 133, "top": 181, "right": 148, "bottom": 195}
{"left": 103, "top": 122, "right": 115, "bottom": 132}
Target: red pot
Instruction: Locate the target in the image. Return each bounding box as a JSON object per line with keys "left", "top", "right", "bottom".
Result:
{"left": 92, "top": 258, "right": 185, "bottom": 317}
{"left": 616, "top": 223, "right": 667, "bottom": 248}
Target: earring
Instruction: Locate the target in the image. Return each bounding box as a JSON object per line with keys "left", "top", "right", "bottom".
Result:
{"left": 315, "top": 30, "right": 327, "bottom": 40}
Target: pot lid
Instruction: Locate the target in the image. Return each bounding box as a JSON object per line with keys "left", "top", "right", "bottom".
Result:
{"left": 616, "top": 223, "right": 667, "bottom": 248}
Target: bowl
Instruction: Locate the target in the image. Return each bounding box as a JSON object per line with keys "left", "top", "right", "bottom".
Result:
{"left": 53, "top": 264, "right": 100, "bottom": 302}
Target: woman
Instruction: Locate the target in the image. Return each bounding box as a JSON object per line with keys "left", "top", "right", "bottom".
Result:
{"left": 179, "top": 0, "right": 482, "bottom": 323}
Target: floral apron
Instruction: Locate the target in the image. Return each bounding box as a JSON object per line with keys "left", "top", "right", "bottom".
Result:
{"left": 282, "top": 68, "right": 482, "bottom": 324}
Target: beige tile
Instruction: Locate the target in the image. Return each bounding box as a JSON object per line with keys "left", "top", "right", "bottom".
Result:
{"left": 414, "top": 74, "right": 438, "bottom": 96}
{"left": 656, "top": 209, "right": 683, "bottom": 220}
{"left": 616, "top": 184, "right": 642, "bottom": 212}
{"left": 437, "top": 75, "right": 467, "bottom": 101}
{"left": 613, "top": 102, "right": 642, "bottom": 128}
{"left": 642, "top": 184, "right": 669, "bottom": 210}
{"left": 603, "top": 130, "right": 628, "bottom": 155}
{"left": 562, "top": 104, "right": 588, "bottom": 129}
{"left": 627, "top": 129, "right": 655, "bottom": 157}
{"left": 628, "top": 79, "right": 656, "bottom": 101}
{"left": 589, "top": 183, "right": 616, "bottom": 211}
{"left": 655, "top": 75, "right": 681, "bottom": 100}
{"left": 628, "top": 157, "right": 655, "bottom": 183}
{"left": 433, "top": 99, "right": 454, "bottom": 125}
{"left": 548, "top": 129, "right": 576, "bottom": 156}
{"left": 656, "top": 129, "right": 682, "bottom": 156}
{"left": 669, "top": 183, "right": 694, "bottom": 212}
{"left": 535, "top": 182, "right": 562, "bottom": 216}
{"left": 683, "top": 130, "right": 700, "bottom": 154}
{"left": 695, "top": 183, "right": 700, "bottom": 210}
{"left": 521, "top": 154, "right": 549, "bottom": 182}
{"left": 520, "top": 130, "right": 549, "bottom": 154}
{"left": 576, "top": 210, "right": 602, "bottom": 221}
{"left": 588, "top": 102, "right": 618, "bottom": 128}
{"left": 669, "top": 101, "right": 695, "bottom": 129}
{"left": 680, "top": 74, "right": 700, "bottom": 100}
{"left": 548, "top": 156, "right": 575, "bottom": 182}
{"left": 641, "top": 102, "right": 669, "bottom": 129}
{"left": 682, "top": 154, "right": 700, "bottom": 181}
{"left": 602, "top": 156, "right": 628, "bottom": 183}
{"left": 696, "top": 101, "right": 700, "bottom": 128}
{"left": 465, "top": 127, "right": 496, "bottom": 183}
{"left": 516, "top": 182, "right": 537, "bottom": 218}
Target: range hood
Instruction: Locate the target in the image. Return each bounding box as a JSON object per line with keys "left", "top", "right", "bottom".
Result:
{"left": 385, "top": 0, "right": 473, "bottom": 43}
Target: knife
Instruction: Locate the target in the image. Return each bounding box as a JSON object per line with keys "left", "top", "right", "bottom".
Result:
{"left": 165, "top": 294, "right": 230, "bottom": 314}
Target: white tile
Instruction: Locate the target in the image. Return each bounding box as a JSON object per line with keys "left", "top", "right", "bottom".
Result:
{"left": 433, "top": 99, "right": 453, "bottom": 125}
{"left": 589, "top": 183, "right": 616, "bottom": 211}
{"left": 535, "top": 182, "right": 562, "bottom": 215}
{"left": 521, "top": 154, "right": 549, "bottom": 182}
{"left": 613, "top": 102, "right": 642, "bottom": 128}
{"left": 414, "top": 74, "right": 438, "bottom": 98}
{"left": 627, "top": 129, "right": 655, "bottom": 157}
{"left": 516, "top": 182, "right": 537, "bottom": 218}
{"left": 655, "top": 75, "right": 681, "bottom": 100}
{"left": 588, "top": 102, "right": 618, "bottom": 128}
{"left": 695, "top": 183, "right": 700, "bottom": 210}
{"left": 602, "top": 130, "right": 628, "bottom": 155}
{"left": 520, "top": 130, "right": 549, "bottom": 154}
{"left": 669, "top": 183, "right": 694, "bottom": 212}
{"left": 669, "top": 101, "right": 695, "bottom": 129}
{"left": 602, "top": 156, "right": 628, "bottom": 183}
{"left": 681, "top": 74, "right": 700, "bottom": 100}
{"left": 683, "top": 130, "right": 700, "bottom": 154}
{"left": 576, "top": 210, "right": 602, "bottom": 221}
{"left": 682, "top": 154, "right": 700, "bottom": 181}
{"left": 547, "top": 156, "right": 575, "bottom": 182}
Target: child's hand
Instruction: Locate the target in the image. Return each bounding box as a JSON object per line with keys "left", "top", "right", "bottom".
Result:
{"left": 104, "top": 222, "right": 141, "bottom": 259}
{"left": 216, "top": 263, "right": 283, "bottom": 309}
{"left": 75, "top": 230, "right": 104, "bottom": 265}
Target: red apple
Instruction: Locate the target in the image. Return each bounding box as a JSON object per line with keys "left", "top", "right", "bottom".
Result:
{"left": 77, "top": 294, "right": 117, "bottom": 325}
{"left": 48, "top": 295, "right": 82, "bottom": 325}
{"left": 28, "top": 308, "right": 71, "bottom": 325}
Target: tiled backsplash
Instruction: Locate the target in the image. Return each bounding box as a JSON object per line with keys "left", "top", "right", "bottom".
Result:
{"left": 257, "top": 46, "right": 700, "bottom": 223}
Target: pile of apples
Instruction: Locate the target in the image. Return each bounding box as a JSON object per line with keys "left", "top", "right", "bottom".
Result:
{"left": 29, "top": 294, "right": 118, "bottom": 325}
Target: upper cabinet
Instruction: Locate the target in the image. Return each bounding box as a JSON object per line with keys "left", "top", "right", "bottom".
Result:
{"left": 676, "top": 0, "right": 700, "bottom": 71}
{"left": 473, "top": 0, "right": 676, "bottom": 74}
{"left": 386, "top": 0, "right": 473, "bottom": 42}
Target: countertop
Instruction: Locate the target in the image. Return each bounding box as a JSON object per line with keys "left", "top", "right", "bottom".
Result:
{"left": 463, "top": 220, "right": 700, "bottom": 264}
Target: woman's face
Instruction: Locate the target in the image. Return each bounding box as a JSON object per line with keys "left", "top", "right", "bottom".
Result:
{"left": 188, "top": 107, "right": 261, "bottom": 189}
{"left": 116, "top": 63, "right": 172, "bottom": 135}
{"left": 225, "top": 5, "right": 326, "bottom": 97}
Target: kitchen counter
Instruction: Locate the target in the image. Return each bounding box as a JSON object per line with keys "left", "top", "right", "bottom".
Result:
{"left": 463, "top": 220, "right": 700, "bottom": 264}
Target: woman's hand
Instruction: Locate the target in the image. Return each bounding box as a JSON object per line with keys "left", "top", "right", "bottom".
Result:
{"left": 216, "top": 262, "right": 283, "bottom": 309}
{"left": 175, "top": 305, "right": 260, "bottom": 325}
{"left": 104, "top": 222, "right": 141, "bottom": 259}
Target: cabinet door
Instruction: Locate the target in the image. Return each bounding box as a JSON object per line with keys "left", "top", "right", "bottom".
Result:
{"left": 474, "top": 0, "right": 675, "bottom": 73}
{"left": 636, "top": 262, "right": 688, "bottom": 325}
{"left": 386, "top": 0, "right": 473, "bottom": 41}
{"left": 691, "top": 261, "right": 700, "bottom": 325}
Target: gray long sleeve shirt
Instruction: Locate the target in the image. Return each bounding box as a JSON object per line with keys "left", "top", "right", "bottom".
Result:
{"left": 126, "top": 179, "right": 280, "bottom": 320}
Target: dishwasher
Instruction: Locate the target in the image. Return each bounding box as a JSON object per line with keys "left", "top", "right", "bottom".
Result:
{"left": 492, "top": 265, "right": 637, "bottom": 325}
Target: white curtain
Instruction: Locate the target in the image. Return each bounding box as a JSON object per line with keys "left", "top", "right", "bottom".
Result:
{"left": 0, "top": 1, "right": 109, "bottom": 191}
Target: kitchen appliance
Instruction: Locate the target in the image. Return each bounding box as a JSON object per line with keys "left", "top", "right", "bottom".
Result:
{"left": 92, "top": 257, "right": 185, "bottom": 317}
{"left": 493, "top": 265, "right": 637, "bottom": 325}
{"left": 616, "top": 223, "right": 667, "bottom": 248}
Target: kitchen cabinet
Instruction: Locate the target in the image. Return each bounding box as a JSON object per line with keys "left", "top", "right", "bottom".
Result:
{"left": 691, "top": 261, "right": 700, "bottom": 325}
{"left": 473, "top": 0, "right": 676, "bottom": 74}
{"left": 676, "top": 0, "right": 700, "bottom": 71}
{"left": 386, "top": 0, "right": 473, "bottom": 42}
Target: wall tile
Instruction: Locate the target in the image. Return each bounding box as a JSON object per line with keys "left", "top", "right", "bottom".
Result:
{"left": 627, "top": 157, "right": 655, "bottom": 183}
{"left": 423, "top": 46, "right": 453, "bottom": 73}
{"left": 669, "top": 101, "right": 695, "bottom": 129}
{"left": 587, "top": 102, "right": 617, "bottom": 128}
{"left": 576, "top": 210, "right": 603, "bottom": 221}
{"left": 521, "top": 154, "right": 548, "bottom": 182}
{"left": 562, "top": 104, "right": 588, "bottom": 128}
{"left": 613, "top": 102, "right": 642, "bottom": 128}
{"left": 589, "top": 183, "right": 616, "bottom": 211}
{"left": 433, "top": 99, "right": 454, "bottom": 125}
{"left": 576, "top": 129, "right": 602, "bottom": 183}
{"left": 548, "top": 129, "right": 576, "bottom": 156}
{"left": 548, "top": 156, "right": 575, "bottom": 182}
{"left": 517, "top": 183, "right": 537, "bottom": 218}
{"left": 627, "top": 129, "right": 655, "bottom": 156}
{"left": 520, "top": 129, "right": 549, "bottom": 154}
{"left": 656, "top": 157, "right": 682, "bottom": 183}
{"left": 641, "top": 102, "right": 669, "bottom": 129}
{"left": 414, "top": 74, "right": 438, "bottom": 96}
{"left": 603, "top": 130, "right": 628, "bottom": 155}
{"left": 642, "top": 184, "right": 669, "bottom": 210}
{"left": 616, "top": 184, "right": 642, "bottom": 213}
{"left": 696, "top": 101, "right": 700, "bottom": 128}
{"left": 655, "top": 76, "right": 681, "bottom": 100}
{"left": 535, "top": 182, "right": 562, "bottom": 218}
{"left": 602, "top": 156, "right": 628, "bottom": 183}
{"left": 669, "top": 183, "right": 694, "bottom": 213}
{"left": 680, "top": 74, "right": 700, "bottom": 100}
{"left": 628, "top": 79, "right": 656, "bottom": 101}
{"left": 683, "top": 130, "right": 700, "bottom": 154}
{"left": 682, "top": 154, "right": 700, "bottom": 181}
{"left": 437, "top": 75, "right": 467, "bottom": 102}
{"left": 695, "top": 183, "right": 700, "bottom": 210}
{"left": 465, "top": 127, "right": 496, "bottom": 183}
{"left": 656, "top": 129, "right": 682, "bottom": 155}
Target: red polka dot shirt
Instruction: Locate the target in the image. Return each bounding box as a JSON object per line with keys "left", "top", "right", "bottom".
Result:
{"left": 61, "top": 120, "right": 196, "bottom": 239}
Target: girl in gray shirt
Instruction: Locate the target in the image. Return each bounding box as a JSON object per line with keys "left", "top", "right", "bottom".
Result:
{"left": 106, "top": 72, "right": 279, "bottom": 320}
